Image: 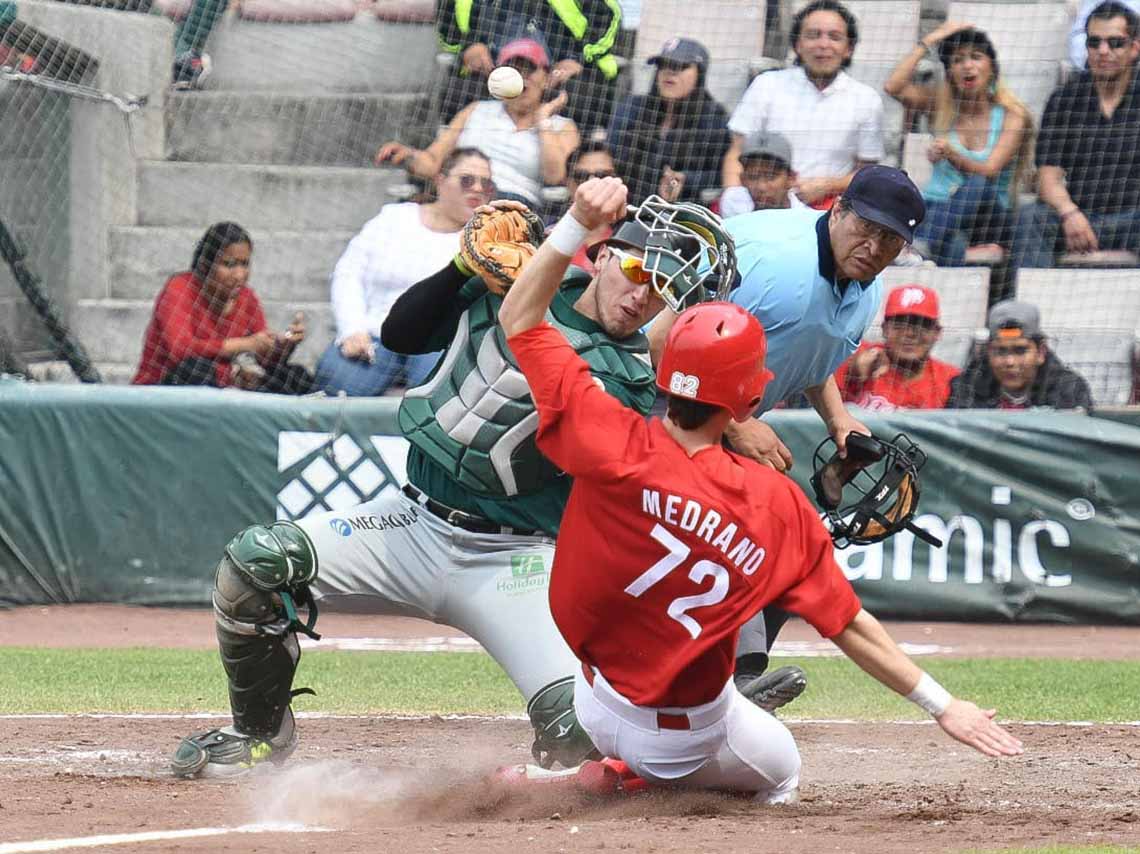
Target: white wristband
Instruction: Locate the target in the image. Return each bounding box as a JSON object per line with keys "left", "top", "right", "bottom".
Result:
{"left": 546, "top": 213, "right": 591, "bottom": 257}
{"left": 906, "top": 672, "right": 952, "bottom": 717}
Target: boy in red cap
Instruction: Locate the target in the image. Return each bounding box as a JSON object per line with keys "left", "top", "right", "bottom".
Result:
{"left": 835, "top": 284, "right": 961, "bottom": 410}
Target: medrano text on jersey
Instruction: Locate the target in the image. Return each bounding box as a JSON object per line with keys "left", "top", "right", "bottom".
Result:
{"left": 641, "top": 489, "right": 768, "bottom": 576}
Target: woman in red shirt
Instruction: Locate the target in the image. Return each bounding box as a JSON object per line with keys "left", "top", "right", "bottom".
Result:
{"left": 132, "top": 222, "right": 313, "bottom": 393}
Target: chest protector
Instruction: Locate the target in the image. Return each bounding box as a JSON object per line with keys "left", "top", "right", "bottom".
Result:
{"left": 399, "top": 287, "right": 655, "bottom": 497}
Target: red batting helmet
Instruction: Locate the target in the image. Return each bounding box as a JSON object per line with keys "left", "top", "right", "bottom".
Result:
{"left": 656, "top": 302, "right": 775, "bottom": 421}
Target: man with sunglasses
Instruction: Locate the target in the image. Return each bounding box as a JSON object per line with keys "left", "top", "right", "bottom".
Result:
{"left": 647, "top": 163, "right": 925, "bottom": 714}
{"left": 1013, "top": 0, "right": 1140, "bottom": 269}
{"left": 835, "top": 285, "right": 960, "bottom": 411}
{"left": 948, "top": 300, "right": 1093, "bottom": 410}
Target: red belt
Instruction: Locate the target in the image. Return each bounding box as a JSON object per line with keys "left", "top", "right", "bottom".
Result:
{"left": 581, "top": 663, "right": 691, "bottom": 731}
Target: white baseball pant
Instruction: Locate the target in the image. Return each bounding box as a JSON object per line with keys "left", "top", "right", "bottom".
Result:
{"left": 573, "top": 666, "right": 801, "bottom": 803}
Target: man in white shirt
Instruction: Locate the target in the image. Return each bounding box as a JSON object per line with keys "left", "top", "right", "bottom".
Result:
{"left": 720, "top": 0, "right": 884, "bottom": 209}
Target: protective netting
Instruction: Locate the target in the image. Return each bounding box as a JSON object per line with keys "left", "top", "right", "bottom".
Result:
{"left": 0, "top": 0, "right": 1137, "bottom": 406}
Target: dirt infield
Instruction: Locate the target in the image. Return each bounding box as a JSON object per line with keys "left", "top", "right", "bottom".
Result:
{"left": 4, "top": 606, "right": 1140, "bottom": 853}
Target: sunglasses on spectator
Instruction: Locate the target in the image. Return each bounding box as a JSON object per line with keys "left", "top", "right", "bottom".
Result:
{"left": 656, "top": 59, "right": 694, "bottom": 73}
{"left": 572, "top": 169, "right": 616, "bottom": 183}
{"left": 1087, "top": 35, "right": 1130, "bottom": 49}
{"left": 989, "top": 343, "right": 1034, "bottom": 357}
{"left": 505, "top": 58, "right": 540, "bottom": 75}
{"left": 455, "top": 174, "right": 495, "bottom": 192}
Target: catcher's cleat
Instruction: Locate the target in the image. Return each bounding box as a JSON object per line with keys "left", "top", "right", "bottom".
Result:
{"left": 735, "top": 665, "right": 808, "bottom": 714}
{"left": 171, "top": 718, "right": 296, "bottom": 779}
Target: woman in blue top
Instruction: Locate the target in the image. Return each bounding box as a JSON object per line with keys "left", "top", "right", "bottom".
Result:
{"left": 607, "top": 37, "right": 731, "bottom": 206}
{"left": 885, "top": 23, "right": 1033, "bottom": 265}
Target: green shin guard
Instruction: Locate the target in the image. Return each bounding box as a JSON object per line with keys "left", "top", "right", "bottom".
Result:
{"left": 527, "top": 676, "right": 601, "bottom": 769}
{"left": 213, "top": 522, "right": 319, "bottom": 739}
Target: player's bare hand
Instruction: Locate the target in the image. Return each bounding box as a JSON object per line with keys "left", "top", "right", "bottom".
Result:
{"left": 569, "top": 176, "right": 628, "bottom": 231}
{"left": 340, "top": 331, "right": 375, "bottom": 363}
{"left": 829, "top": 413, "right": 870, "bottom": 459}
{"left": 462, "top": 43, "right": 494, "bottom": 76}
{"left": 851, "top": 347, "right": 889, "bottom": 382}
{"left": 374, "top": 141, "right": 415, "bottom": 168}
{"left": 724, "top": 418, "right": 794, "bottom": 472}
{"left": 1061, "top": 209, "right": 1099, "bottom": 253}
{"left": 936, "top": 699, "right": 1024, "bottom": 757}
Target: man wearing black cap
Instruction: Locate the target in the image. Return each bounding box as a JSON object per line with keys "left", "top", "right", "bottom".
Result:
{"left": 947, "top": 300, "right": 1094, "bottom": 410}
{"left": 647, "top": 163, "right": 925, "bottom": 711}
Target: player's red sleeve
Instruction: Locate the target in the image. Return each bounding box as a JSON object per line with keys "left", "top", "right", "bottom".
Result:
{"left": 508, "top": 323, "right": 649, "bottom": 480}
{"left": 772, "top": 486, "right": 862, "bottom": 638}
{"left": 154, "top": 278, "right": 226, "bottom": 361}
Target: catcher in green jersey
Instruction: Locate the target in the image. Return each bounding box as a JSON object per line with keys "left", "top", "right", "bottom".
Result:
{"left": 170, "top": 186, "right": 743, "bottom": 779}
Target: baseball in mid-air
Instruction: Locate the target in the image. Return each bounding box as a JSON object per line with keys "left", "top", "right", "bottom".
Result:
{"left": 487, "top": 66, "right": 525, "bottom": 100}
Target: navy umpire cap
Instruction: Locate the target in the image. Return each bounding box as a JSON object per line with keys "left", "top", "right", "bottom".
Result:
{"left": 843, "top": 165, "right": 925, "bottom": 243}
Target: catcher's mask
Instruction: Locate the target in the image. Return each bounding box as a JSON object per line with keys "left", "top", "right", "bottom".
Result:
{"left": 589, "top": 196, "right": 737, "bottom": 312}
{"left": 809, "top": 432, "right": 943, "bottom": 549}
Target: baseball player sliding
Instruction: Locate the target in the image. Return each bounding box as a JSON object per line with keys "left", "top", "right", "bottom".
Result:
{"left": 170, "top": 182, "right": 752, "bottom": 778}
{"left": 497, "top": 176, "right": 1023, "bottom": 801}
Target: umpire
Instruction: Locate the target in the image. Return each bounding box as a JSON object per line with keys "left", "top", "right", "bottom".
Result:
{"left": 648, "top": 164, "right": 926, "bottom": 709}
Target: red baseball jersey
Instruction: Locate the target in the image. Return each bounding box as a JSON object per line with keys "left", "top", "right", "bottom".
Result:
{"left": 835, "top": 344, "right": 960, "bottom": 411}
{"left": 509, "top": 323, "right": 862, "bottom": 709}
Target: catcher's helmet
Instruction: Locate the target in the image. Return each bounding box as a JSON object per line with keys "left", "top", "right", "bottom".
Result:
{"left": 655, "top": 302, "right": 774, "bottom": 421}
{"left": 589, "top": 196, "right": 737, "bottom": 312}
{"left": 810, "top": 432, "right": 943, "bottom": 549}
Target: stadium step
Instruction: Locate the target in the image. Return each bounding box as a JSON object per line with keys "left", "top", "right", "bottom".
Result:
{"left": 71, "top": 298, "right": 335, "bottom": 370}
{"left": 108, "top": 226, "right": 355, "bottom": 304}
{"left": 136, "top": 162, "right": 409, "bottom": 230}
{"left": 165, "top": 92, "right": 429, "bottom": 167}
{"left": 203, "top": 14, "right": 438, "bottom": 95}
{"left": 24, "top": 360, "right": 137, "bottom": 385}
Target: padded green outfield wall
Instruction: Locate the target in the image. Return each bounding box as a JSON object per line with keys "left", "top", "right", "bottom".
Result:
{"left": 1, "top": 377, "right": 1138, "bottom": 623}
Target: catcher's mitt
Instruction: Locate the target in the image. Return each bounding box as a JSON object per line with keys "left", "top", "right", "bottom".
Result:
{"left": 459, "top": 206, "right": 546, "bottom": 295}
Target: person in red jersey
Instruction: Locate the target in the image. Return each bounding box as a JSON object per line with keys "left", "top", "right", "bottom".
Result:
{"left": 498, "top": 175, "right": 1023, "bottom": 802}
{"left": 835, "top": 284, "right": 961, "bottom": 411}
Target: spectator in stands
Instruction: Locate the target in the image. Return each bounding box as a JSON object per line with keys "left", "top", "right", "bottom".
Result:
{"left": 948, "top": 300, "right": 1093, "bottom": 410}
{"left": 314, "top": 149, "right": 494, "bottom": 397}
{"left": 376, "top": 38, "right": 579, "bottom": 210}
{"left": 170, "top": 0, "right": 221, "bottom": 89}
{"left": 1069, "top": 0, "right": 1140, "bottom": 67}
{"left": 835, "top": 284, "right": 960, "bottom": 410}
{"left": 1013, "top": 1, "right": 1140, "bottom": 269}
{"left": 436, "top": 0, "right": 622, "bottom": 131}
{"left": 718, "top": 131, "right": 802, "bottom": 218}
{"left": 606, "top": 37, "right": 731, "bottom": 205}
{"left": 560, "top": 140, "right": 618, "bottom": 274}
{"left": 721, "top": 0, "right": 884, "bottom": 210}
{"left": 132, "top": 222, "right": 314, "bottom": 394}
{"left": 884, "top": 24, "right": 1033, "bottom": 266}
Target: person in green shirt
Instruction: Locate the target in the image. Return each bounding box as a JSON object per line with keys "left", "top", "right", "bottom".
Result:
{"left": 170, "top": 186, "right": 739, "bottom": 779}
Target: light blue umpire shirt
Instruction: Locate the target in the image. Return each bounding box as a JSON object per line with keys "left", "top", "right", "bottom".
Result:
{"left": 728, "top": 207, "right": 883, "bottom": 413}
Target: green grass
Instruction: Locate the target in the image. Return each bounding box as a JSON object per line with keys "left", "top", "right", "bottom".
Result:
{"left": 2, "top": 649, "right": 1140, "bottom": 721}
